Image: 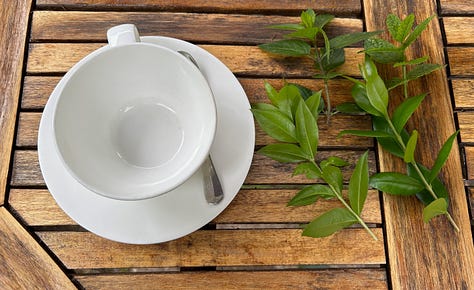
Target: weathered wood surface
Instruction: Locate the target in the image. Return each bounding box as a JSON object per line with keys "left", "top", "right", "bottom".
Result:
{"left": 35, "top": 0, "right": 362, "bottom": 16}
{"left": 447, "top": 47, "right": 474, "bottom": 76}
{"left": 0, "top": 0, "right": 32, "bottom": 205}
{"left": 443, "top": 17, "right": 474, "bottom": 44}
{"left": 452, "top": 79, "right": 474, "bottom": 109}
{"left": 8, "top": 188, "right": 381, "bottom": 226}
{"left": 30, "top": 11, "right": 362, "bottom": 44}
{"left": 440, "top": 0, "right": 474, "bottom": 15}
{"left": 0, "top": 207, "right": 75, "bottom": 289}
{"left": 27, "top": 43, "right": 363, "bottom": 76}
{"left": 37, "top": 229, "right": 384, "bottom": 269}
{"left": 75, "top": 269, "right": 388, "bottom": 290}
{"left": 364, "top": 0, "right": 474, "bottom": 289}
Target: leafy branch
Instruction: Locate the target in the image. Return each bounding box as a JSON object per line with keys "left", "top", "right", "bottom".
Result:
{"left": 341, "top": 14, "right": 459, "bottom": 231}
{"left": 252, "top": 83, "right": 377, "bottom": 240}
{"left": 259, "top": 9, "right": 381, "bottom": 123}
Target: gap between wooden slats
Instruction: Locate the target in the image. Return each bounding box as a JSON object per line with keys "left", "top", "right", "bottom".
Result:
{"left": 10, "top": 150, "right": 377, "bottom": 187}
{"left": 35, "top": 229, "right": 384, "bottom": 269}
{"left": 73, "top": 269, "right": 388, "bottom": 290}
{"left": 34, "top": 0, "right": 362, "bottom": 16}
{"left": 8, "top": 188, "right": 382, "bottom": 227}
{"left": 443, "top": 17, "right": 474, "bottom": 45}
{"left": 30, "top": 11, "right": 362, "bottom": 44}
{"left": 26, "top": 43, "right": 364, "bottom": 76}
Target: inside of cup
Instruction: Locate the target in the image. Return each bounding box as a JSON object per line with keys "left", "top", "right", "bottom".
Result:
{"left": 53, "top": 43, "right": 216, "bottom": 200}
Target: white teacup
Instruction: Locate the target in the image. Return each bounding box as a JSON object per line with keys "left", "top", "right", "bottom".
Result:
{"left": 52, "top": 24, "right": 217, "bottom": 200}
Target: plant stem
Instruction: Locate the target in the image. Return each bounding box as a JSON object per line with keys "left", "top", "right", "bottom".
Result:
{"left": 312, "top": 42, "right": 331, "bottom": 124}
{"left": 402, "top": 65, "right": 409, "bottom": 98}
{"left": 310, "top": 160, "right": 378, "bottom": 240}
{"left": 385, "top": 117, "right": 460, "bottom": 231}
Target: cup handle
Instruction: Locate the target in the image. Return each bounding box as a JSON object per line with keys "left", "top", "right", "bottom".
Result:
{"left": 107, "top": 24, "right": 140, "bottom": 47}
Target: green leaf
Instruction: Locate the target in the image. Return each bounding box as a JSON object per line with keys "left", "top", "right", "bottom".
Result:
{"left": 293, "top": 162, "right": 322, "bottom": 179}
{"left": 428, "top": 130, "right": 459, "bottom": 182}
{"left": 251, "top": 107, "right": 298, "bottom": 143}
{"left": 259, "top": 39, "right": 311, "bottom": 57}
{"left": 391, "top": 93, "right": 426, "bottom": 133}
{"left": 404, "top": 130, "right": 418, "bottom": 163}
{"left": 422, "top": 198, "right": 448, "bottom": 223}
{"left": 289, "top": 83, "right": 313, "bottom": 100}
{"left": 407, "top": 63, "right": 443, "bottom": 81}
{"left": 320, "top": 48, "right": 345, "bottom": 72}
{"left": 338, "top": 130, "right": 392, "bottom": 138}
{"left": 301, "top": 9, "right": 316, "bottom": 28}
{"left": 335, "top": 102, "right": 365, "bottom": 114}
{"left": 372, "top": 116, "right": 404, "bottom": 158}
{"left": 305, "top": 91, "right": 323, "bottom": 119}
{"left": 314, "top": 72, "right": 342, "bottom": 80}
{"left": 394, "top": 56, "right": 429, "bottom": 67}
{"left": 251, "top": 103, "right": 276, "bottom": 110}
{"left": 295, "top": 100, "right": 319, "bottom": 158}
{"left": 369, "top": 172, "right": 424, "bottom": 195}
{"left": 362, "top": 58, "right": 389, "bottom": 117}
{"left": 407, "top": 163, "right": 449, "bottom": 205}
{"left": 396, "top": 14, "right": 415, "bottom": 43}
{"left": 303, "top": 208, "right": 357, "bottom": 238}
{"left": 349, "top": 151, "right": 369, "bottom": 214}
{"left": 268, "top": 23, "right": 305, "bottom": 31}
{"left": 314, "top": 14, "right": 335, "bottom": 29}
{"left": 288, "top": 184, "right": 334, "bottom": 206}
{"left": 264, "top": 81, "right": 279, "bottom": 102}
{"left": 386, "top": 14, "right": 402, "bottom": 42}
{"left": 322, "top": 165, "right": 343, "bottom": 194}
{"left": 403, "top": 15, "right": 436, "bottom": 49}
{"left": 286, "top": 27, "right": 320, "bottom": 40}
{"left": 320, "top": 156, "right": 349, "bottom": 169}
{"left": 364, "top": 38, "right": 405, "bottom": 63}
{"left": 276, "top": 84, "right": 301, "bottom": 120}
{"left": 351, "top": 83, "right": 383, "bottom": 117}
{"left": 329, "top": 31, "right": 382, "bottom": 49}
{"left": 258, "top": 144, "right": 309, "bottom": 163}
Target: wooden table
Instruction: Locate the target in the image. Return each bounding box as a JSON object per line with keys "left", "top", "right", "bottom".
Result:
{"left": 1, "top": 1, "right": 473, "bottom": 289}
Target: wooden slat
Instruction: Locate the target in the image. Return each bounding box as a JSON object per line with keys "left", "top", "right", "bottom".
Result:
{"left": 0, "top": 207, "right": 75, "bottom": 289}
{"left": 8, "top": 188, "right": 382, "bottom": 227}
{"left": 443, "top": 17, "right": 474, "bottom": 45}
{"left": 447, "top": 47, "right": 474, "bottom": 76}
{"left": 22, "top": 77, "right": 357, "bottom": 109}
{"left": 37, "top": 229, "right": 384, "bottom": 269}
{"left": 36, "top": 0, "right": 362, "bottom": 16}
{"left": 440, "top": 0, "right": 474, "bottom": 15}
{"left": 30, "top": 11, "right": 362, "bottom": 44}
{"left": 10, "top": 150, "right": 376, "bottom": 186}
{"left": 452, "top": 79, "right": 474, "bottom": 109}
{"left": 0, "top": 0, "right": 32, "bottom": 205}
{"left": 464, "top": 147, "right": 474, "bottom": 180}
{"left": 457, "top": 112, "right": 474, "bottom": 143}
{"left": 364, "top": 0, "right": 474, "bottom": 289}
{"left": 16, "top": 112, "right": 373, "bottom": 148}
{"left": 469, "top": 188, "right": 474, "bottom": 219}
{"left": 75, "top": 269, "right": 388, "bottom": 290}
{"left": 27, "top": 43, "right": 363, "bottom": 76}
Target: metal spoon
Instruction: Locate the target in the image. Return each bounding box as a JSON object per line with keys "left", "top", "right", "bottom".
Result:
{"left": 178, "top": 50, "right": 224, "bottom": 205}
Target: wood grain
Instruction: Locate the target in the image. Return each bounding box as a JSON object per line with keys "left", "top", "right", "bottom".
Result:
{"left": 10, "top": 150, "right": 376, "bottom": 186}
{"left": 27, "top": 43, "right": 363, "bottom": 76}
{"left": 452, "top": 79, "right": 474, "bottom": 109}
{"left": 0, "top": 207, "right": 75, "bottom": 289}
{"left": 464, "top": 147, "right": 474, "bottom": 180}
{"left": 36, "top": 229, "right": 384, "bottom": 269}
{"left": 364, "top": 0, "right": 474, "bottom": 289}
{"left": 31, "top": 11, "right": 362, "bottom": 44}
{"left": 75, "top": 269, "right": 388, "bottom": 290}
{"left": 16, "top": 112, "right": 372, "bottom": 148}
{"left": 0, "top": 0, "right": 32, "bottom": 205}
{"left": 457, "top": 112, "right": 474, "bottom": 143}
{"left": 440, "top": 0, "right": 474, "bottom": 15}
{"left": 447, "top": 47, "right": 474, "bottom": 76}
{"left": 443, "top": 17, "right": 474, "bottom": 44}
{"left": 36, "top": 0, "right": 362, "bottom": 16}
{"left": 8, "top": 188, "right": 382, "bottom": 226}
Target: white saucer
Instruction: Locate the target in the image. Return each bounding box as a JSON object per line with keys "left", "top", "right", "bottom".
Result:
{"left": 38, "top": 36, "right": 255, "bottom": 244}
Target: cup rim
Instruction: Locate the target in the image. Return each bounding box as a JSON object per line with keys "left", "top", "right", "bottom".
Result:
{"left": 51, "top": 42, "right": 217, "bottom": 201}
